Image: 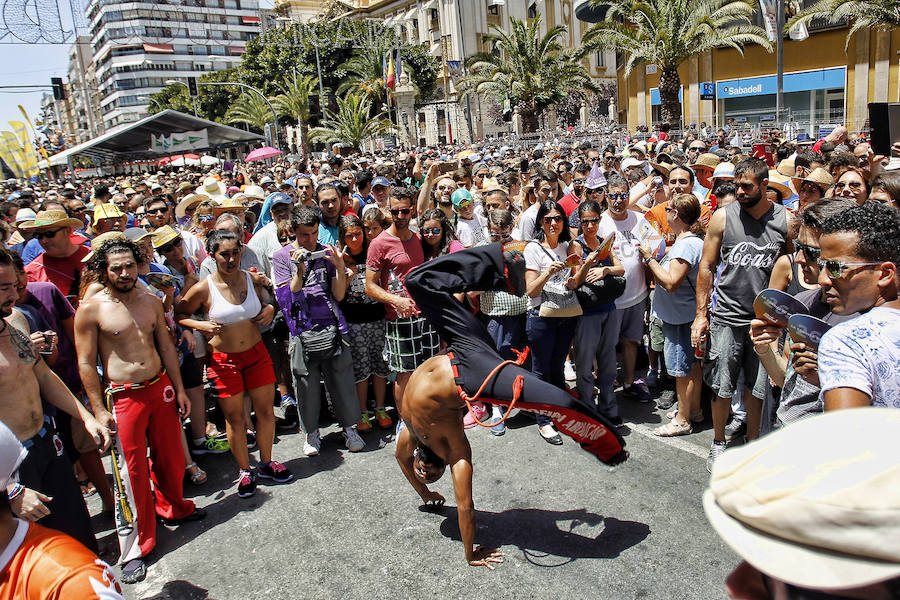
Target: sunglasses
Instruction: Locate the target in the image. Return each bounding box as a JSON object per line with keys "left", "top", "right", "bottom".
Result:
{"left": 833, "top": 181, "right": 864, "bottom": 191}
{"left": 573, "top": 179, "right": 587, "bottom": 186}
{"left": 158, "top": 237, "right": 183, "bottom": 253}
{"left": 580, "top": 217, "right": 600, "bottom": 225}
{"left": 33, "top": 227, "right": 64, "bottom": 240}
{"left": 608, "top": 192, "right": 629, "bottom": 201}
{"left": 198, "top": 214, "right": 215, "bottom": 222}
{"left": 794, "top": 242, "right": 821, "bottom": 261}
{"left": 422, "top": 227, "right": 442, "bottom": 236}
{"left": 389, "top": 208, "right": 412, "bottom": 216}
{"left": 542, "top": 215, "right": 563, "bottom": 224}
{"left": 277, "top": 235, "right": 296, "bottom": 243}
{"left": 489, "top": 231, "right": 511, "bottom": 241}
{"left": 146, "top": 207, "right": 167, "bottom": 215}
{"left": 815, "top": 258, "right": 882, "bottom": 279}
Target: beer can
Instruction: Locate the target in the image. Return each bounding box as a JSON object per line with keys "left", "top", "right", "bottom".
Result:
{"left": 694, "top": 333, "right": 708, "bottom": 359}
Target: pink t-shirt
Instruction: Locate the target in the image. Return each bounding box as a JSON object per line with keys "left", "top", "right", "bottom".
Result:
{"left": 366, "top": 229, "right": 425, "bottom": 320}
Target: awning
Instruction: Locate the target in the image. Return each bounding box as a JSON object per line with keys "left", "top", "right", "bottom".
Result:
{"left": 109, "top": 59, "right": 147, "bottom": 68}
{"left": 143, "top": 43, "right": 174, "bottom": 53}
{"left": 241, "top": 15, "right": 260, "bottom": 24}
{"left": 229, "top": 46, "right": 245, "bottom": 55}
{"left": 422, "top": 0, "right": 437, "bottom": 10}
{"left": 39, "top": 109, "right": 263, "bottom": 168}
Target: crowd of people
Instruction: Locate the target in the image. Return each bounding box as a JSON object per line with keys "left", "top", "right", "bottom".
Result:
{"left": 0, "top": 120, "right": 897, "bottom": 590}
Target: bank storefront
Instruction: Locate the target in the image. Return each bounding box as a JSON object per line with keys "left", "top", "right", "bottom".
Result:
{"left": 716, "top": 67, "right": 846, "bottom": 137}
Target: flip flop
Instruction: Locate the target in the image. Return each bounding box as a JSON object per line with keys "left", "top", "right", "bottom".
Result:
{"left": 185, "top": 462, "right": 207, "bottom": 485}
{"left": 120, "top": 559, "right": 147, "bottom": 584}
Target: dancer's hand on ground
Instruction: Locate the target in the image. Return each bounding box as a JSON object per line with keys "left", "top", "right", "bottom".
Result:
{"left": 12, "top": 488, "right": 51, "bottom": 521}
{"left": 420, "top": 490, "right": 445, "bottom": 507}
{"left": 468, "top": 547, "right": 504, "bottom": 570}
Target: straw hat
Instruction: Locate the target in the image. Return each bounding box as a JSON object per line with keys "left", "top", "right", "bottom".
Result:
{"left": 175, "top": 193, "right": 210, "bottom": 220}
{"left": 766, "top": 170, "right": 793, "bottom": 199}
{"left": 791, "top": 167, "right": 833, "bottom": 193}
{"left": 151, "top": 225, "right": 180, "bottom": 249}
{"left": 82, "top": 231, "right": 127, "bottom": 262}
{"left": 93, "top": 203, "right": 124, "bottom": 222}
{"left": 649, "top": 161, "right": 674, "bottom": 177}
{"left": 195, "top": 176, "right": 227, "bottom": 202}
{"left": 691, "top": 153, "right": 721, "bottom": 172}
{"left": 776, "top": 158, "right": 796, "bottom": 177}
{"left": 242, "top": 185, "right": 266, "bottom": 201}
{"left": 19, "top": 209, "right": 83, "bottom": 231}
{"left": 212, "top": 196, "right": 248, "bottom": 215}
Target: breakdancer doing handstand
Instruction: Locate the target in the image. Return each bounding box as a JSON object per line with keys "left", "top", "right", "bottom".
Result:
{"left": 396, "top": 242, "right": 627, "bottom": 569}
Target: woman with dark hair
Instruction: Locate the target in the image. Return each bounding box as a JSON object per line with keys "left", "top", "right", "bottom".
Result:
{"left": 420, "top": 208, "right": 463, "bottom": 261}
{"left": 869, "top": 170, "right": 900, "bottom": 208}
{"left": 639, "top": 193, "right": 706, "bottom": 436}
{"left": 524, "top": 200, "right": 596, "bottom": 445}
{"left": 832, "top": 167, "right": 870, "bottom": 204}
{"left": 338, "top": 214, "right": 391, "bottom": 433}
{"left": 176, "top": 229, "right": 291, "bottom": 499}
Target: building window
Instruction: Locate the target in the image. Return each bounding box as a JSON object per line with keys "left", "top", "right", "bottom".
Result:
{"left": 596, "top": 51, "right": 604, "bottom": 68}
{"left": 527, "top": 3, "right": 537, "bottom": 18}
{"left": 488, "top": 4, "right": 499, "bottom": 15}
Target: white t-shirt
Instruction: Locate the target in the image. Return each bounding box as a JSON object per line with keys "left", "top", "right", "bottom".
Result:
{"left": 514, "top": 203, "right": 540, "bottom": 241}
{"left": 455, "top": 214, "right": 488, "bottom": 247}
{"left": 598, "top": 210, "right": 649, "bottom": 309}
{"left": 818, "top": 306, "right": 900, "bottom": 409}
{"left": 630, "top": 181, "right": 653, "bottom": 209}
{"left": 523, "top": 240, "right": 570, "bottom": 309}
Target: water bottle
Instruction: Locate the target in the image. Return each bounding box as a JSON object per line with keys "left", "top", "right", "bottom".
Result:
{"left": 387, "top": 269, "right": 408, "bottom": 298}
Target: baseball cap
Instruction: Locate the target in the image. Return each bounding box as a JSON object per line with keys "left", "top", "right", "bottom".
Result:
{"left": 372, "top": 176, "right": 391, "bottom": 189}
{"left": 124, "top": 227, "right": 153, "bottom": 242}
{"left": 621, "top": 157, "right": 646, "bottom": 171}
{"left": 269, "top": 192, "right": 293, "bottom": 207}
{"left": 704, "top": 407, "right": 900, "bottom": 591}
{"left": 450, "top": 188, "right": 473, "bottom": 208}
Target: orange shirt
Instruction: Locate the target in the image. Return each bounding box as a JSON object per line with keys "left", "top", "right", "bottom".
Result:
{"left": 0, "top": 521, "right": 124, "bottom": 600}
{"left": 645, "top": 201, "right": 712, "bottom": 246}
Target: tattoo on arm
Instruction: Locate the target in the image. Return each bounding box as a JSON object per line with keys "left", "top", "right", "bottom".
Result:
{"left": 9, "top": 327, "right": 37, "bottom": 365}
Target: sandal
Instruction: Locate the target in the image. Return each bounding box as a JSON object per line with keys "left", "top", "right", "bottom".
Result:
{"left": 666, "top": 408, "right": 704, "bottom": 423}
{"left": 186, "top": 462, "right": 207, "bottom": 485}
{"left": 120, "top": 558, "right": 147, "bottom": 584}
{"left": 79, "top": 479, "right": 97, "bottom": 497}
{"left": 653, "top": 420, "right": 693, "bottom": 437}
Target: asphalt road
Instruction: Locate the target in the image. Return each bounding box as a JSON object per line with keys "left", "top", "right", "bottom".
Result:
{"left": 87, "top": 388, "right": 739, "bottom": 600}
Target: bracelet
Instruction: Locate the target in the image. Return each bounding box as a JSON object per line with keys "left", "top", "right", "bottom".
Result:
{"left": 644, "top": 256, "right": 654, "bottom": 265}
{"left": 8, "top": 484, "right": 23, "bottom": 501}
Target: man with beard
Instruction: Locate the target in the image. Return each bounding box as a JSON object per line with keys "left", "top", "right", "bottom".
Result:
{"left": 74, "top": 238, "right": 201, "bottom": 584}
{"left": 0, "top": 248, "right": 110, "bottom": 553}
{"left": 692, "top": 157, "right": 787, "bottom": 471}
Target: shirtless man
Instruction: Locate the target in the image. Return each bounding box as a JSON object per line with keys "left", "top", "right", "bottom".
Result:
{"left": 0, "top": 248, "right": 110, "bottom": 554}
{"left": 396, "top": 243, "right": 627, "bottom": 569}
{"left": 74, "top": 238, "right": 200, "bottom": 584}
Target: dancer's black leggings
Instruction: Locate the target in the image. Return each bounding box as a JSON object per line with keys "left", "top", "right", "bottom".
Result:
{"left": 405, "top": 243, "right": 626, "bottom": 464}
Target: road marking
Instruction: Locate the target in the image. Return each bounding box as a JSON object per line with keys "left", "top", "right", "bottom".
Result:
{"left": 625, "top": 421, "right": 708, "bottom": 460}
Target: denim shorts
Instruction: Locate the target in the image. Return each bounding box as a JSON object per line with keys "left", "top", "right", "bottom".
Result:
{"left": 661, "top": 321, "right": 696, "bottom": 377}
{"left": 705, "top": 322, "right": 765, "bottom": 400}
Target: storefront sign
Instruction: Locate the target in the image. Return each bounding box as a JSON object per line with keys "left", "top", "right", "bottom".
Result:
{"left": 700, "top": 82, "right": 715, "bottom": 100}
{"left": 716, "top": 67, "right": 846, "bottom": 99}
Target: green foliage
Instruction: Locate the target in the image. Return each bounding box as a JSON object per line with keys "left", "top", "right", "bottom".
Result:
{"left": 224, "top": 93, "right": 273, "bottom": 132}
{"left": 147, "top": 68, "right": 242, "bottom": 122}
{"left": 787, "top": 0, "right": 900, "bottom": 48}
{"left": 272, "top": 75, "right": 317, "bottom": 156}
{"left": 308, "top": 93, "right": 394, "bottom": 151}
{"left": 582, "top": 0, "right": 771, "bottom": 123}
{"left": 456, "top": 15, "right": 595, "bottom": 133}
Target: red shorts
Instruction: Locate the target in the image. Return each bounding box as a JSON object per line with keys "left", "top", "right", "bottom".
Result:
{"left": 207, "top": 340, "right": 276, "bottom": 398}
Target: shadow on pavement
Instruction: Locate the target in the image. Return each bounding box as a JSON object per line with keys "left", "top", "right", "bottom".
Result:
{"left": 139, "top": 580, "right": 214, "bottom": 599}
{"left": 436, "top": 506, "right": 650, "bottom": 566}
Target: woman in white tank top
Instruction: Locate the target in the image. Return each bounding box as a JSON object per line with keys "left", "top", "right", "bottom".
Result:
{"left": 176, "top": 230, "right": 293, "bottom": 498}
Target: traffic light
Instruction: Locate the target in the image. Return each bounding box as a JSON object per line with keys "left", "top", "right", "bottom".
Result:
{"left": 187, "top": 77, "right": 198, "bottom": 98}
{"left": 51, "top": 77, "right": 66, "bottom": 101}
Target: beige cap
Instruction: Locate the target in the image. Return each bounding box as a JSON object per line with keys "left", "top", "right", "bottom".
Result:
{"left": 704, "top": 407, "right": 900, "bottom": 590}
{"left": 82, "top": 231, "right": 127, "bottom": 261}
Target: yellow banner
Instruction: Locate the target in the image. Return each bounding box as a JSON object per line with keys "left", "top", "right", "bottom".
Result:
{"left": 0, "top": 132, "right": 28, "bottom": 179}
{"left": 0, "top": 136, "right": 24, "bottom": 179}
{"left": 17, "top": 105, "right": 49, "bottom": 161}
{"left": 9, "top": 122, "right": 39, "bottom": 176}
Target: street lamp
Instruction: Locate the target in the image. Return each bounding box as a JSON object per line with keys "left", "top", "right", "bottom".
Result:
{"left": 137, "top": 95, "right": 164, "bottom": 111}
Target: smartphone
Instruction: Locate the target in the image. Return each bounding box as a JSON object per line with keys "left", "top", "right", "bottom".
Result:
{"left": 439, "top": 162, "right": 456, "bottom": 174}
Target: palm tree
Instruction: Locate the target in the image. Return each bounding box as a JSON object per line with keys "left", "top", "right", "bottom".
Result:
{"left": 308, "top": 93, "right": 394, "bottom": 152}
{"left": 336, "top": 44, "right": 391, "bottom": 108}
{"left": 224, "top": 92, "right": 272, "bottom": 133}
{"left": 456, "top": 15, "right": 596, "bottom": 134}
{"left": 272, "top": 75, "right": 317, "bottom": 157}
{"left": 582, "top": 0, "right": 772, "bottom": 126}
{"left": 787, "top": 0, "right": 900, "bottom": 46}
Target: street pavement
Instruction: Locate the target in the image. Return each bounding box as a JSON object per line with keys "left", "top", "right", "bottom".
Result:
{"left": 88, "top": 387, "right": 740, "bottom": 600}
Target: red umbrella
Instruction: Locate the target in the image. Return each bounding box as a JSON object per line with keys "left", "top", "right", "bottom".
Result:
{"left": 245, "top": 146, "right": 282, "bottom": 162}
{"left": 158, "top": 153, "right": 200, "bottom": 166}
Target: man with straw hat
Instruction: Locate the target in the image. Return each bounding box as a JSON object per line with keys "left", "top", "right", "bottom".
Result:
{"left": 690, "top": 152, "right": 721, "bottom": 209}
{"left": 174, "top": 193, "right": 209, "bottom": 227}
{"left": 90, "top": 204, "right": 127, "bottom": 236}
{"left": 791, "top": 167, "right": 833, "bottom": 210}
{"left": 21, "top": 210, "right": 90, "bottom": 301}
{"left": 195, "top": 176, "right": 227, "bottom": 204}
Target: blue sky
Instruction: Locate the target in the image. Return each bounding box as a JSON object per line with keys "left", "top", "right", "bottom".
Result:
{"left": 0, "top": 0, "right": 273, "bottom": 132}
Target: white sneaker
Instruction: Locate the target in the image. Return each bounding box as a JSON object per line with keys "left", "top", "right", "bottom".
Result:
{"left": 343, "top": 427, "right": 365, "bottom": 452}
{"left": 564, "top": 360, "right": 576, "bottom": 382}
{"left": 303, "top": 430, "right": 321, "bottom": 457}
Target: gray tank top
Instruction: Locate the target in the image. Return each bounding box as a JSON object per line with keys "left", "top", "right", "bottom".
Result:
{"left": 712, "top": 201, "right": 787, "bottom": 327}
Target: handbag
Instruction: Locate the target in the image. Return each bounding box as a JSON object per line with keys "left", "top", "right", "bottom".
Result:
{"left": 575, "top": 274, "right": 626, "bottom": 309}
{"left": 536, "top": 245, "right": 583, "bottom": 318}
{"left": 296, "top": 255, "right": 345, "bottom": 363}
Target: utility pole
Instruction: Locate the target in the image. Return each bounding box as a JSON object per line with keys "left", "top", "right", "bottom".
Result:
{"left": 454, "top": 0, "right": 475, "bottom": 142}
{"left": 776, "top": 0, "right": 784, "bottom": 131}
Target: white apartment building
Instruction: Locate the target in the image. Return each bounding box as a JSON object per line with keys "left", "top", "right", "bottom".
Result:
{"left": 67, "top": 36, "right": 104, "bottom": 143}
{"left": 87, "top": 0, "right": 263, "bottom": 133}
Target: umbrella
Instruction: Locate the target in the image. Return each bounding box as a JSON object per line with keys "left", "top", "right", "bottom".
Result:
{"left": 158, "top": 153, "right": 199, "bottom": 166}
{"left": 168, "top": 157, "right": 201, "bottom": 167}
{"left": 455, "top": 149, "right": 475, "bottom": 159}
{"left": 200, "top": 155, "right": 221, "bottom": 165}
{"left": 245, "top": 146, "right": 282, "bottom": 162}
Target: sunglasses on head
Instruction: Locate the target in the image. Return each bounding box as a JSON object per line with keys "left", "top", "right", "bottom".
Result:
{"left": 158, "top": 237, "right": 183, "bottom": 253}
{"left": 33, "top": 227, "right": 64, "bottom": 240}
{"left": 816, "top": 258, "right": 882, "bottom": 279}
{"left": 389, "top": 208, "right": 412, "bottom": 216}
